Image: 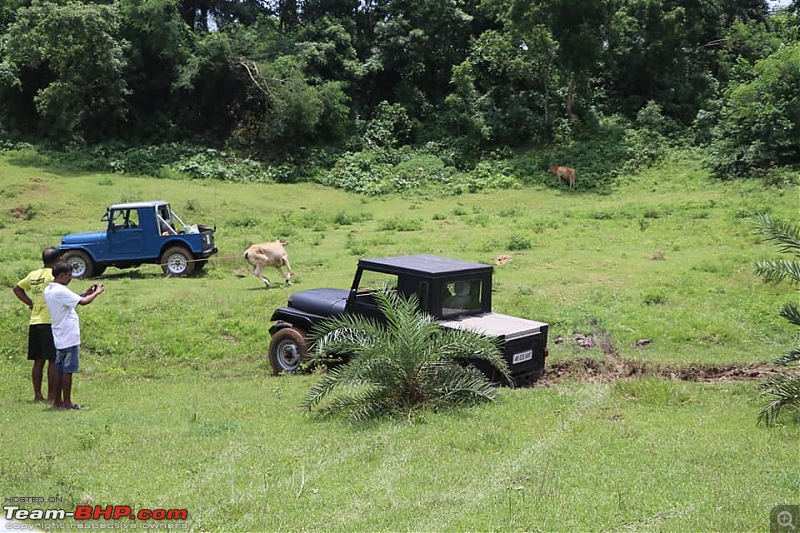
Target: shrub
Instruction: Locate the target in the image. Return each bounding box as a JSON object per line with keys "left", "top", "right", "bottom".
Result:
{"left": 753, "top": 215, "right": 800, "bottom": 425}
{"left": 365, "top": 101, "right": 415, "bottom": 148}
{"left": 506, "top": 235, "right": 531, "bottom": 251}
{"left": 378, "top": 217, "right": 423, "bottom": 232}
{"left": 302, "top": 290, "right": 510, "bottom": 421}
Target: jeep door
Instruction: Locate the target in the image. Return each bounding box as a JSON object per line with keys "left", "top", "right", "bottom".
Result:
{"left": 108, "top": 208, "right": 146, "bottom": 255}
{"left": 347, "top": 268, "right": 399, "bottom": 321}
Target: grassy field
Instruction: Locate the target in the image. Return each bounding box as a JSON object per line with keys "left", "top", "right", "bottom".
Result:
{"left": 1, "top": 149, "right": 798, "bottom": 532}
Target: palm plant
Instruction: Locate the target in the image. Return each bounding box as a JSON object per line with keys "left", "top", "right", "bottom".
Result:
{"left": 753, "top": 214, "right": 800, "bottom": 425}
{"left": 301, "top": 289, "right": 511, "bottom": 421}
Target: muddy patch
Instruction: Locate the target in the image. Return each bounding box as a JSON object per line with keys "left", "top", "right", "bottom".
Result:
{"left": 662, "top": 364, "right": 790, "bottom": 382}
{"left": 10, "top": 205, "right": 34, "bottom": 220}
{"left": 537, "top": 357, "right": 792, "bottom": 386}
{"left": 220, "top": 333, "right": 239, "bottom": 344}
{"left": 542, "top": 323, "right": 793, "bottom": 385}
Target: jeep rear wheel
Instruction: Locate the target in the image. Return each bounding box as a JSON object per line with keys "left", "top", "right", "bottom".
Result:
{"left": 161, "top": 247, "right": 195, "bottom": 277}
{"left": 62, "top": 250, "right": 94, "bottom": 279}
{"left": 268, "top": 328, "right": 308, "bottom": 375}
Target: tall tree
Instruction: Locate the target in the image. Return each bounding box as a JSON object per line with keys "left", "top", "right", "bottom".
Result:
{"left": 498, "top": 0, "right": 613, "bottom": 120}
{"left": 119, "top": 0, "right": 194, "bottom": 141}
{"left": 0, "top": 0, "right": 28, "bottom": 33}
{"left": 713, "top": 18, "right": 782, "bottom": 86}
{"left": 178, "top": 0, "right": 267, "bottom": 31}
{"left": 172, "top": 31, "right": 246, "bottom": 141}
{"left": 720, "top": 0, "right": 769, "bottom": 26}
{"left": 599, "top": 0, "right": 724, "bottom": 123}
{"left": 363, "top": 0, "right": 481, "bottom": 117}
{"left": 0, "top": 1, "right": 129, "bottom": 143}
{"left": 446, "top": 25, "right": 558, "bottom": 147}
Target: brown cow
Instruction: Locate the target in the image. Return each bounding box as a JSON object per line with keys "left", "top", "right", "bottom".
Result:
{"left": 244, "top": 240, "right": 292, "bottom": 287}
{"left": 547, "top": 166, "right": 576, "bottom": 189}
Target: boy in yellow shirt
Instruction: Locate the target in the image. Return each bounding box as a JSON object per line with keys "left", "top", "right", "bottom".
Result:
{"left": 13, "top": 247, "right": 61, "bottom": 403}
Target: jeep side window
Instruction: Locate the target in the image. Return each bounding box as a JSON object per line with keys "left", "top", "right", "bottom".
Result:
{"left": 442, "top": 279, "right": 482, "bottom": 316}
{"left": 112, "top": 209, "right": 139, "bottom": 229}
{"left": 127, "top": 209, "right": 139, "bottom": 228}
{"left": 111, "top": 210, "right": 122, "bottom": 229}
{"left": 111, "top": 210, "right": 134, "bottom": 229}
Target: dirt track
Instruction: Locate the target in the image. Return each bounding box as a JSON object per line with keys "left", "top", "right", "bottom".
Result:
{"left": 539, "top": 330, "right": 795, "bottom": 386}
{"left": 537, "top": 357, "right": 792, "bottom": 386}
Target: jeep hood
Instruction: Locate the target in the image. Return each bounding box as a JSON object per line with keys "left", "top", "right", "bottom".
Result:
{"left": 288, "top": 288, "right": 349, "bottom": 317}
{"left": 60, "top": 231, "right": 107, "bottom": 246}
{"left": 440, "top": 313, "right": 548, "bottom": 341}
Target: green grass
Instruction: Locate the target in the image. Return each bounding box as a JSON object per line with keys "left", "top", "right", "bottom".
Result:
{"left": 1, "top": 376, "right": 798, "bottom": 531}
{"left": 1, "top": 149, "right": 798, "bottom": 531}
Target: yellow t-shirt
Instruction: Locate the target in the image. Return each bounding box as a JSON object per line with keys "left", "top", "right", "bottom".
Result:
{"left": 17, "top": 267, "right": 54, "bottom": 325}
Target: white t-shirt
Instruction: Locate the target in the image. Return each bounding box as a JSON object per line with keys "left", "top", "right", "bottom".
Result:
{"left": 44, "top": 282, "right": 82, "bottom": 349}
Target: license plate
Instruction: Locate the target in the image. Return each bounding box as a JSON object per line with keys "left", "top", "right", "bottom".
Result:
{"left": 512, "top": 349, "right": 533, "bottom": 364}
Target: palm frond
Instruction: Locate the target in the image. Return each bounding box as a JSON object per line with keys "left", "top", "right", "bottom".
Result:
{"left": 376, "top": 290, "right": 440, "bottom": 355}
{"left": 775, "top": 347, "right": 800, "bottom": 366}
{"left": 310, "top": 313, "right": 385, "bottom": 341}
{"left": 310, "top": 327, "right": 374, "bottom": 361}
{"left": 302, "top": 367, "right": 346, "bottom": 411}
{"left": 758, "top": 375, "right": 800, "bottom": 426}
{"left": 322, "top": 387, "right": 394, "bottom": 422}
{"left": 422, "top": 363, "right": 498, "bottom": 407}
{"left": 752, "top": 215, "right": 800, "bottom": 426}
{"left": 352, "top": 356, "right": 407, "bottom": 389}
{"left": 753, "top": 259, "right": 800, "bottom": 285}
{"left": 779, "top": 303, "right": 800, "bottom": 326}
{"left": 432, "top": 330, "right": 511, "bottom": 383}
{"left": 753, "top": 214, "right": 800, "bottom": 257}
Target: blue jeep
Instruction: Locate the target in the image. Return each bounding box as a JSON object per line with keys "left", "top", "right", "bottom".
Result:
{"left": 58, "top": 201, "right": 217, "bottom": 278}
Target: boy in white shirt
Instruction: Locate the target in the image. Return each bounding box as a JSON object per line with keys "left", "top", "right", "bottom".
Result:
{"left": 44, "top": 262, "right": 105, "bottom": 410}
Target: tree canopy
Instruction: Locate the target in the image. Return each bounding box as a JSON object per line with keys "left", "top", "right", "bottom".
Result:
{"left": 0, "top": 0, "right": 797, "bottom": 177}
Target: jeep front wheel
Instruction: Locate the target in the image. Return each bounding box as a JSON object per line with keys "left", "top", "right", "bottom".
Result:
{"left": 161, "top": 247, "right": 195, "bottom": 277}
{"left": 268, "top": 328, "right": 308, "bottom": 375}
{"left": 62, "top": 250, "right": 95, "bottom": 279}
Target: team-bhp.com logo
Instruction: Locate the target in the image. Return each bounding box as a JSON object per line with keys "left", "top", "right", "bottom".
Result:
{"left": 4, "top": 504, "right": 188, "bottom": 529}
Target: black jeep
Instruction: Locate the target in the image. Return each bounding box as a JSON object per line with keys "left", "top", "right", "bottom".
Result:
{"left": 267, "top": 255, "right": 549, "bottom": 386}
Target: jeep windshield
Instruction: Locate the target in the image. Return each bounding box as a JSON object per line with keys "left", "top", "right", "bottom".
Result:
{"left": 351, "top": 270, "right": 398, "bottom": 306}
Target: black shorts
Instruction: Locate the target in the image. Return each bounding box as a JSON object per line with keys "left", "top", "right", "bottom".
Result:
{"left": 28, "top": 324, "right": 56, "bottom": 361}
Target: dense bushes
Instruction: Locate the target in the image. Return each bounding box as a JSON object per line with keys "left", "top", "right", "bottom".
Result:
{"left": 706, "top": 43, "right": 800, "bottom": 178}
{"left": 317, "top": 147, "right": 522, "bottom": 196}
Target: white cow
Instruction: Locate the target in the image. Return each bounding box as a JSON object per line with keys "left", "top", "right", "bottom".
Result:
{"left": 244, "top": 240, "right": 292, "bottom": 287}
